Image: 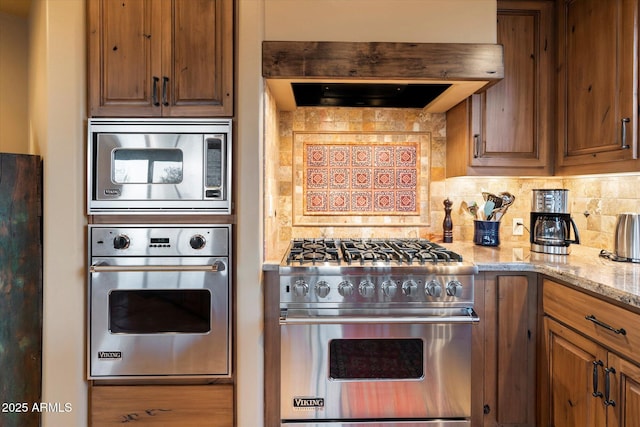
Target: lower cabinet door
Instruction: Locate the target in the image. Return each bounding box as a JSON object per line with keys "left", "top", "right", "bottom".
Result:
{"left": 482, "top": 274, "right": 538, "bottom": 426}
{"left": 607, "top": 352, "right": 640, "bottom": 427}
{"left": 90, "top": 384, "right": 233, "bottom": 426}
{"left": 545, "top": 318, "right": 606, "bottom": 427}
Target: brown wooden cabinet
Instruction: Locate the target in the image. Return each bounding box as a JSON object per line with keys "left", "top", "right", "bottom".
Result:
{"left": 608, "top": 353, "right": 640, "bottom": 427}
{"left": 556, "top": 0, "right": 639, "bottom": 174}
{"left": 474, "top": 273, "right": 539, "bottom": 426}
{"left": 264, "top": 269, "right": 281, "bottom": 427}
{"left": 90, "top": 384, "right": 233, "bottom": 426}
{"left": 543, "top": 279, "right": 640, "bottom": 426}
{"left": 544, "top": 318, "right": 607, "bottom": 426}
{"left": 88, "top": 0, "right": 233, "bottom": 117}
{"left": 446, "top": 1, "right": 554, "bottom": 177}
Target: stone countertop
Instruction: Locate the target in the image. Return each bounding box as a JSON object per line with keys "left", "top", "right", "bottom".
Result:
{"left": 441, "top": 242, "right": 640, "bottom": 310}
{"left": 263, "top": 243, "right": 640, "bottom": 311}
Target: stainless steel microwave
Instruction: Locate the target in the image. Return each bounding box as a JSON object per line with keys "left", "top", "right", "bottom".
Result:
{"left": 87, "top": 118, "right": 232, "bottom": 214}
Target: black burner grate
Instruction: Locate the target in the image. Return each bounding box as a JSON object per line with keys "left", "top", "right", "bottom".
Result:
{"left": 286, "top": 238, "right": 340, "bottom": 265}
{"left": 286, "top": 238, "right": 462, "bottom": 265}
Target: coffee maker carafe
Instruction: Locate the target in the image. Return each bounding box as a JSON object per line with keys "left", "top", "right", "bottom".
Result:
{"left": 530, "top": 189, "right": 580, "bottom": 254}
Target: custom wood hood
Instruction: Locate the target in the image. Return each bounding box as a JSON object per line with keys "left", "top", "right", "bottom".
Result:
{"left": 263, "top": 41, "right": 504, "bottom": 112}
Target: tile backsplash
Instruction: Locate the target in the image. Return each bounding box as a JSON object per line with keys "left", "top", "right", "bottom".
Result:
{"left": 264, "top": 91, "right": 640, "bottom": 261}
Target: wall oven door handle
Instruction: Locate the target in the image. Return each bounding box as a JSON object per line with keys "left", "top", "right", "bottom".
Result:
{"left": 90, "top": 262, "right": 224, "bottom": 273}
{"left": 279, "top": 308, "right": 479, "bottom": 325}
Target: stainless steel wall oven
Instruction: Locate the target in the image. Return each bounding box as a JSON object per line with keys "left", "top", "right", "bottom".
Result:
{"left": 88, "top": 225, "right": 231, "bottom": 380}
{"left": 87, "top": 118, "right": 232, "bottom": 215}
{"left": 279, "top": 238, "right": 479, "bottom": 427}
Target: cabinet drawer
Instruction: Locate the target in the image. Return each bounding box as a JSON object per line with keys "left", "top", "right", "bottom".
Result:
{"left": 90, "top": 384, "right": 233, "bottom": 426}
{"left": 543, "top": 279, "right": 640, "bottom": 363}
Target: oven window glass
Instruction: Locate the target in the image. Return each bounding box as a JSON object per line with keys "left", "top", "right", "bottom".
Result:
{"left": 112, "top": 149, "right": 183, "bottom": 184}
{"left": 329, "top": 338, "right": 423, "bottom": 380}
{"left": 109, "top": 290, "right": 211, "bottom": 334}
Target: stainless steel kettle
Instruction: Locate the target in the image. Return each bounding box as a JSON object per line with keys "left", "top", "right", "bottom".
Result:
{"left": 615, "top": 213, "right": 640, "bottom": 261}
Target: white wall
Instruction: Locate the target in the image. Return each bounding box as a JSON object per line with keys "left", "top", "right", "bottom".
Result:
{"left": 265, "top": 0, "right": 496, "bottom": 43}
{"left": 236, "top": 0, "right": 265, "bottom": 426}
{"left": 0, "top": 12, "right": 29, "bottom": 153}
{"left": 29, "top": 0, "right": 88, "bottom": 425}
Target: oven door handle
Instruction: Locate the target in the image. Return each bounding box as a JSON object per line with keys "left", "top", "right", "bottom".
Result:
{"left": 90, "top": 262, "right": 224, "bottom": 273}
{"left": 279, "top": 308, "right": 479, "bottom": 325}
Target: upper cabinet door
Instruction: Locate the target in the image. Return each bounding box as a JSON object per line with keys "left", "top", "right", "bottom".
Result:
{"left": 88, "top": 0, "right": 233, "bottom": 117}
{"left": 161, "top": 0, "right": 233, "bottom": 117}
{"left": 474, "top": 1, "right": 553, "bottom": 170}
{"left": 88, "top": 0, "right": 162, "bottom": 117}
{"left": 556, "top": 0, "right": 638, "bottom": 173}
{"left": 446, "top": 1, "right": 553, "bottom": 177}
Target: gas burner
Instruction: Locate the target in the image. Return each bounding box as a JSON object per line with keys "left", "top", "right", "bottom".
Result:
{"left": 287, "top": 238, "right": 340, "bottom": 265}
{"left": 340, "top": 240, "right": 400, "bottom": 265}
{"left": 389, "top": 240, "right": 463, "bottom": 264}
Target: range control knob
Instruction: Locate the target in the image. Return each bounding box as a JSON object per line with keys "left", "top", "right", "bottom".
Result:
{"left": 359, "top": 280, "right": 376, "bottom": 298}
{"left": 381, "top": 280, "right": 398, "bottom": 298}
{"left": 113, "top": 234, "right": 130, "bottom": 250}
{"left": 189, "top": 234, "right": 206, "bottom": 250}
{"left": 292, "top": 280, "right": 309, "bottom": 297}
{"left": 338, "top": 280, "right": 355, "bottom": 297}
{"left": 402, "top": 279, "right": 419, "bottom": 297}
{"left": 425, "top": 280, "right": 443, "bottom": 297}
{"left": 315, "top": 281, "right": 331, "bottom": 298}
{"left": 446, "top": 280, "right": 464, "bottom": 297}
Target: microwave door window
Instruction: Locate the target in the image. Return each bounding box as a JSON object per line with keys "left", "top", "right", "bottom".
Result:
{"left": 113, "top": 149, "right": 183, "bottom": 184}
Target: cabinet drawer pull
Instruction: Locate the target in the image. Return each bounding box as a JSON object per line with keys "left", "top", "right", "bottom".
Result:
{"left": 592, "top": 360, "right": 603, "bottom": 398}
{"left": 473, "top": 134, "right": 480, "bottom": 158}
{"left": 585, "top": 314, "right": 627, "bottom": 335}
{"left": 162, "top": 76, "right": 169, "bottom": 106}
{"left": 604, "top": 366, "right": 616, "bottom": 407}
{"left": 621, "top": 117, "right": 631, "bottom": 149}
{"left": 152, "top": 76, "right": 160, "bottom": 107}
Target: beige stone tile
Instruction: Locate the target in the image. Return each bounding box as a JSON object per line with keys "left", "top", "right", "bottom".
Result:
{"left": 266, "top": 103, "right": 640, "bottom": 254}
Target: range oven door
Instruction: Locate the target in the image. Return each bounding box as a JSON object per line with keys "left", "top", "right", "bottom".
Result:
{"left": 279, "top": 309, "right": 477, "bottom": 423}
{"left": 89, "top": 257, "right": 230, "bottom": 379}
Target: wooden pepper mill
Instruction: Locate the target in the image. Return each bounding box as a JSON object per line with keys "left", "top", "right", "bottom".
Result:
{"left": 443, "top": 198, "right": 453, "bottom": 243}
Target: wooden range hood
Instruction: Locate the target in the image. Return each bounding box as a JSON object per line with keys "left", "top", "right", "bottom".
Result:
{"left": 263, "top": 41, "right": 504, "bottom": 112}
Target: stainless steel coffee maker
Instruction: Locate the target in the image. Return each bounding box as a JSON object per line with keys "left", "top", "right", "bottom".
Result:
{"left": 530, "top": 189, "right": 580, "bottom": 254}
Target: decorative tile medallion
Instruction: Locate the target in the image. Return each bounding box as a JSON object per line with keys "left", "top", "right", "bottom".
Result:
{"left": 306, "top": 191, "right": 328, "bottom": 212}
{"left": 302, "top": 139, "right": 420, "bottom": 215}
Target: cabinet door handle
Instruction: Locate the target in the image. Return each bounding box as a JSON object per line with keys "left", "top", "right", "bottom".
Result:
{"left": 585, "top": 314, "right": 627, "bottom": 335}
{"left": 152, "top": 76, "right": 160, "bottom": 106}
{"left": 604, "top": 366, "right": 616, "bottom": 407}
{"left": 592, "top": 360, "right": 604, "bottom": 398}
{"left": 473, "top": 134, "right": 480, "bottom": 158}
{"left": 162, "top": 76, "right": 169, "bottom": 107}
{"left": 621, "top": 117, "right": 631, "bottom": 149}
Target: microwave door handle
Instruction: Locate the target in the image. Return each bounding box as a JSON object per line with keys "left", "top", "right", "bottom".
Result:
{"left": 218, "top": 137, "right": 226, "bottom": 197}
{"left": 90, "top": 262, "right": 224, "bottom": 273}
{"left": 222, "top": 139, "right": 226, "bottom": 196}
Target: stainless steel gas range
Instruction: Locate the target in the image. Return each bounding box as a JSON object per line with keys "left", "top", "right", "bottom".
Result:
{"left": 278, "top": 238, "right": 479, "bottom": 427}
